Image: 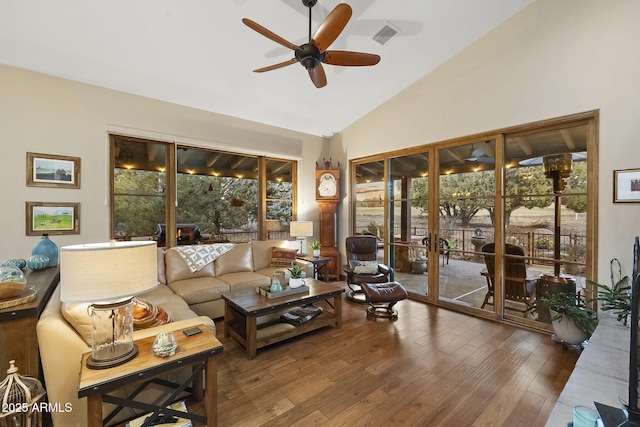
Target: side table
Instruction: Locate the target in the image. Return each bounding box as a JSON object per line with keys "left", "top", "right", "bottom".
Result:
{"left": 78, "top": 324, "right": 223, "bottom": 427}
{"left": 297, "top": 256, "right": 330, "bottom": 282}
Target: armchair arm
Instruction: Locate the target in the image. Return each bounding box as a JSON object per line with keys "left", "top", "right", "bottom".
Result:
{"left": 377, "top": 263, "right": 393, "bottom": 275}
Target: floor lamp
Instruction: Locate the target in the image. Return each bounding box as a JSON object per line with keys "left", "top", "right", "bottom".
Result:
{"left": 290, "top": 221, "right": 313, "bottom": 256}
{"left": 60, "top": 241, "right": 158, "bottom": 369}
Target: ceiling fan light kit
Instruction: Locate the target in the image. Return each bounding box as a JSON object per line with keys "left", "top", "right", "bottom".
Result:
{"left": 243, "top": 1, "right": 380, "bottom": 88}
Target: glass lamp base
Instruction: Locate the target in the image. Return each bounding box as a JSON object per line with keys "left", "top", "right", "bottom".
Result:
{"left": 88, "top": 298, "right": 137, "bottom": 370}
{"left": 86, "top": 344, "right": 139, "bottom": 370}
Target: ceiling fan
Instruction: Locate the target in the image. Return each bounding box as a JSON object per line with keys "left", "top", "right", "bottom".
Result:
{"left": 242, "top": 0, "right": 381, "bottom": 88}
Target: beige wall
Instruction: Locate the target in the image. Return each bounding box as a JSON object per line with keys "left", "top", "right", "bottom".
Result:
{"left": 0, "top": 64, "right": 327, "bottom": 262}
{"left": 3, "top": 0, "right": 640, "bottom": 282}
{"left": 331, "top": 0, "right": 640, "bottom": 281}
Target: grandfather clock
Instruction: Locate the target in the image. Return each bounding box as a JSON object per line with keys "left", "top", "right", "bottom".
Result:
{"left": 316, "top": 159, "right": 340, "bottom": 280}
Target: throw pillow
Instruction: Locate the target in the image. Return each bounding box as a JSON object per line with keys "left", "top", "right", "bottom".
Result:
{"left": 349, "top": 260, "right": 379, "bottom": 274}
{"left": 133, "top": 298, "right": 172, "bottom": 330}
{"left": 61, "top": 302, "right": 93, "bottom": 345}
{"left": 271, "top": 247, "right": 298, "bottom": 268}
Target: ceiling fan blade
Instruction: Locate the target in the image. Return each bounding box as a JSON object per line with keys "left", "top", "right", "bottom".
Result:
{"left": 323, "top": 50, "right": 381, "bottom": 66}
{"left": 308, "top": 63, "right": 327, "bottom": 88}
{"left": 242, "top": 18, "right": 299, "bottom": 51}
{"left": 310, "top": 3, "right": 352, "bottom": 53}
{"left": 253, "top": 58, "right": 298, "bottom": 73}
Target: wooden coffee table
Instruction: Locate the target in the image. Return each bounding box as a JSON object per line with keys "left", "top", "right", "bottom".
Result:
{"left": 222, "top": 278, "right": 344, "bottom": 359}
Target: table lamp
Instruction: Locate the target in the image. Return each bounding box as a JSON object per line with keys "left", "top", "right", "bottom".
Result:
{"left": 289, "top": 221, "right": 313, "bottom": 256}
{"left": 60, "top": 241, "right": 158, "bottom": 369}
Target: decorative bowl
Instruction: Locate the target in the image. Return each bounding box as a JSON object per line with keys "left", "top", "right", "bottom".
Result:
{"left": 152, "top": 332, "right": 178, "bottom": 357}
{"left": 1, "top": 259, "right": 27, "bottom": 270}
{"left": 26, "top": 255, "right": 49, "bottom": 271}
{"left": 0, "top": 266, "right": 27, "bottom": 299}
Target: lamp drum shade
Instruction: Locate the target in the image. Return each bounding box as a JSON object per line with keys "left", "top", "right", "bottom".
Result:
{"left": 60, "top": 241, "right": 158, "bottom": 303}
{"left": 289, "top": 221, "right": 313, "bottom": 237}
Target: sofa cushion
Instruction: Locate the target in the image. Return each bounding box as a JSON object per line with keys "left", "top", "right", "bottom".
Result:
{"left": 165, "top": 248, "right": 215, "bottom": 284}
{"left": 271, "top": 247, "right": 298, "bottom": 268}
{"left": 61, "top": 285, "right": 192, "bottom": 345}
{"left": 167, "top": 276, "right": 230, "bottom": 305}
{"left": 251, "top": 239, "right": 288, "bottom": 270}
{"left": 217, "top": 271, "right": 271, "bottom": 292}
{"left": 214, "top": 243, "right": 253, "bottom": 276}
{"left": 157, "top": 247, "right": 166, "bottom": 285}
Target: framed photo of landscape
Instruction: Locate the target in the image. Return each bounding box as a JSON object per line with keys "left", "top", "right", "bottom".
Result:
{"left": 26, "top": 202, "right": 80, "bottom": 236}
{"left": 26, "top": 152, "right": 81, "bottom": 188}
{"left": 614, "top": 168, "right": 640, "bottom": 203}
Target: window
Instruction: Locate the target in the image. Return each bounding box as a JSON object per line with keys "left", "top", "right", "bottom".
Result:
{"left": 110, "top": 136, "right": 297, "bottom": 246}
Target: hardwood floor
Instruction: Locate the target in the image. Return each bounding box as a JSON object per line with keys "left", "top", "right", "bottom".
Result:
{"left": 209, "top": 282, "right": 578, "bottom": 427}
{"left": 114, "top": 281, "right": 579, "bottom": 427}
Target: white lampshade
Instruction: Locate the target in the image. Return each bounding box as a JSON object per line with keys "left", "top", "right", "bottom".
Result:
{"left": 289, "top": 221, "right": 313, "bottom": 237}
{"left": 60, "top": 240, "right": 158, "bottom": 303}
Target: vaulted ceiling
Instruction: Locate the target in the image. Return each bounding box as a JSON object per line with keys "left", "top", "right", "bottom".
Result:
{"left": 0, "top": 0, "right": 533, "bottom": 137}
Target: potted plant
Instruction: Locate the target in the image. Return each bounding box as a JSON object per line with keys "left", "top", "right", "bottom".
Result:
{"left": 562, "top": 233, "right": 586, "bottom": 275}
{"left": 409, "top": 257, "right": 427, "bottom": 274}
{"left": 528, "top": 291, "right": 598, "bottom": 344}
{"left": 310, "top": 241, "right": 321, "bottom": 258}
{"left": 288, "top": 264, "right": 305, "bottom": 288}
{"left": 536, "top": 237, "right": 553, "bottom": 250}
{"left": 588, "top": 258, "right": 630, "bottom": 326}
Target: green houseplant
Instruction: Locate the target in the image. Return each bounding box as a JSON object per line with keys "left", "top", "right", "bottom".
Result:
{"left": 528, "top": 291, "right": 598, "bottom": 343}
{"left": 588, "top": 258, "right": 630, "bottom": 326}
{"left": 310, "top": 241, "right": 321, "bottom": 258}
{"left": 288, "top": 264, "right": 305, "bottom": 288}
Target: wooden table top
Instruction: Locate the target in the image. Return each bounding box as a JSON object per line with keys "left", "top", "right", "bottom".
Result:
{"left": 296, "top": 256, "right": 330, "bottom": 264}
{"left": 0, "top": 266, "right": 59, "bottom": 321}
{"left": 78, "top": 324, "right": 223, "bottom": 397}
{"left": 222, "top": 279, "right": 343, "bottom": 316}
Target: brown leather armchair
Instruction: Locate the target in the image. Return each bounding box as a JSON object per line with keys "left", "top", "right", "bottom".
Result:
{"left": 343, "top": 235, "right": 393, "bottom": 302}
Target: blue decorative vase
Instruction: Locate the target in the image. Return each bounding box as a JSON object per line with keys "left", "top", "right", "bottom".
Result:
{"left": 32, "top": 234, "right": 58, "bottom": 267}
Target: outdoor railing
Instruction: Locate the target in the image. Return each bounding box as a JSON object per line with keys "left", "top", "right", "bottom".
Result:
{"left": 355, "top": 226, "right": 585, "bottom": 264}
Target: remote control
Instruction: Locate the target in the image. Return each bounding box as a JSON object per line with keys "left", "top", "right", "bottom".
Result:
{"left": 183, "top": 327, "right": 202, "bottom": 337}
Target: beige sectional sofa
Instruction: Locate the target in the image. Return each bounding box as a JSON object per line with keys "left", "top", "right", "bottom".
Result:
{"left": 37, "top": 239, "right": 311, "bottom": 426}
{"left": 165, "top": 240, "right": 312, "bottom": 319}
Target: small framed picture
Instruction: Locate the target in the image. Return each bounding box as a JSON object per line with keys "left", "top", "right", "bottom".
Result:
{"left": 26, "top": 152, "right": 81, "bottom": 188}
{"left": 26, "top": 202, "right": 80, "bottom": 236}
{"left": 614, "top": 168, "right": 640, "bottom": 203}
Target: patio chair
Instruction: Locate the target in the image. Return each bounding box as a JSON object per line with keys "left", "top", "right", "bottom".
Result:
{"left": 421, "top": 236, "right": 450, "bottom": 266}
{"left": 343, "top": 235, "right": 393, "bottom": 303}
{"left": 480, "top": 242, "right": 537, "bottom": 316}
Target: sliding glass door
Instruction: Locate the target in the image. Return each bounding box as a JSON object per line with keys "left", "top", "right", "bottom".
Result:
{"left": 436, "top": 140, "right": 497, "bottom": 311}
{"left": 349, "top": 112, "right": 597, "bottom": 326}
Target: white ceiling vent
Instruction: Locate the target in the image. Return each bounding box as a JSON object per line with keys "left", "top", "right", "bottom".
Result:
{"left": 372, "top": 22, "right": 400, "bottom": 45}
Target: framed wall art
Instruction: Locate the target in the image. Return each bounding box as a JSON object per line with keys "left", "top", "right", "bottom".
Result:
{"left": 26, "top": 152, "right": 81, "bottom": 188}
{"left": 614, "top": 168, "right": 640, "bottom": 203}
{"left": 26, "top": 202, "right": 80, "bottom": 236}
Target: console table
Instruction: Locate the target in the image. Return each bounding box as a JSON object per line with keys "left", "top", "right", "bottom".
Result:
{"left": 545, "top": 314, "right": 628, "bottom": 426}
{"left": 0, "top": 266, "right": 59, "bottom": 379}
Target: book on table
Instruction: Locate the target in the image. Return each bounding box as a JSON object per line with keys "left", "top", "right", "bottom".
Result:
{"left": 126, "top": 400, "right": 192, "bottom": 427}
{"left": 280, "top": 305, "right": 323, "bottom": 326}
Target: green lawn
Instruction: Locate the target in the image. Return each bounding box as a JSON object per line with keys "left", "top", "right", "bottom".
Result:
{"left": 33, "top": 214, "right": 73, "bottom": 230}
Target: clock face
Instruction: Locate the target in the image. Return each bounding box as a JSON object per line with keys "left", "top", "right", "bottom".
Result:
{"left": 318, "top": 173, "right": 337, "bottom": 198}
